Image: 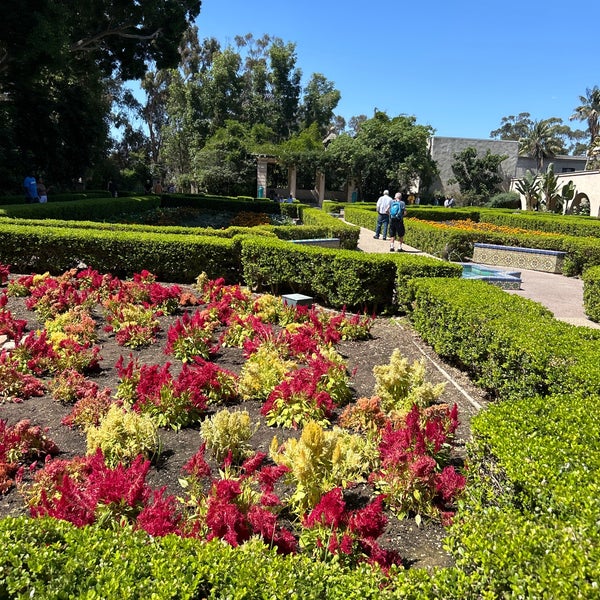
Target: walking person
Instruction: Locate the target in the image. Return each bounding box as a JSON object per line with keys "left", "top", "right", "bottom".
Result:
{"left": 37, "top": 177, "right": 48, "bottom": 203}
{"left": 108, "top": 179, "right": 118, "bottom": 198}
{"left": 389, "top": 192, "right": 407, "bottom": 252}
{"left": 373, "top": 189, "right": 392, "bottom": 239}
{"left": 23, "top": 173, "right": 39, "bottom": 203}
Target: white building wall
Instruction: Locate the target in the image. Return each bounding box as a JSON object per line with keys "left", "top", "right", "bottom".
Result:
{"left": 510, "top": 170, "right": 600, "bottom": 217}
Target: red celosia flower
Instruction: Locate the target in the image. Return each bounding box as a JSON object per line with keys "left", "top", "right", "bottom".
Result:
{"left": 240, "top": 452, "right": 266, "bottom": 477}
{"left": 135, "top": 488, "right": 181, "bottom": 536}
{"left": 409, "top": 454, "right": 437, "bottom": 480}
{"left": 182, "top": 443, "right": 212, "bottom": 479}
{"left": 434, "top": 466, "right": 466, "bottom": 502}
{"left": 257, "top": 464, "right": 289, "bottom": 493}
{"left": 303, "top": 487, "right": 346, "bottom": 529}
{"left": 347, "top": 495, "right": 387, "bottom": 539}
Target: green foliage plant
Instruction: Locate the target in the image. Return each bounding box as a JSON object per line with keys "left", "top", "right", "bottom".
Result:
{"left": 200, "top": 409, "right": 257, "bottom": 463}
{"left": 238, "top": 345, "right": 296, "bottom": 401}
{"left": 270, "top": 420, "right": 372, "bottom": 515}
{"left": 373, "top": 349, "right": 446, "bottom": 416}
{"left": 86, "top": 404, "right": 160, "bottom": 468}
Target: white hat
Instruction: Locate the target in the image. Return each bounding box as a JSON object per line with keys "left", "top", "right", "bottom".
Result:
{"left": 384, "top": 190, "right": 389, "bottom": 195}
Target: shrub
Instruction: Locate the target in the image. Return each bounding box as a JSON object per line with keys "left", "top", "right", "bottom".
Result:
{"left": 200, "top": 409, "right": 256, "bottom": 463}
{"left": 486, "top": 192, "right": 521, "bottom": 209}
{"left": 86, "top": 405, "right": 160, "bottom": 468}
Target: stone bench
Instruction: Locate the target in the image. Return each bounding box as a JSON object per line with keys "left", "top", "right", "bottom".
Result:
{"left": 290, "top": 238, "right": 341, "bottom": 249}
{"left": 472, "top": 242, "right": 566, "bottom": 274}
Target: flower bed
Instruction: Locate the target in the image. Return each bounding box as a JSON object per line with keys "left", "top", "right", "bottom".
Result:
{"left": 0, "top": 263, "right": 473, "bottom": 584}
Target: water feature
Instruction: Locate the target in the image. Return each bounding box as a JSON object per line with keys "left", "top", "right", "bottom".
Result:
{"left": 460, "top": 263, "right": 522, "bottom": 289}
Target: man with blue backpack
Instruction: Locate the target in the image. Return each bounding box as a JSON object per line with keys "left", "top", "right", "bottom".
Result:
{"left": 388, "top": 192, "right": 407, "bottom": 252}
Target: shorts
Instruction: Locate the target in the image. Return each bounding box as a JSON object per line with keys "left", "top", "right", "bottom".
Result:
{"left": 389, "top": 218, "right": 405, "bottom": 238}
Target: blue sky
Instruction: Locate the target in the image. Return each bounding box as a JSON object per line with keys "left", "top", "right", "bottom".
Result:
{"left": 196, "top": 0, "right": 600, "bottom": 140}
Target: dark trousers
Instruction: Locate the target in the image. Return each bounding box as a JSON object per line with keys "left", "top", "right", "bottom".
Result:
{"left": 374, "top": 214, "right": 389, "bottom": 238}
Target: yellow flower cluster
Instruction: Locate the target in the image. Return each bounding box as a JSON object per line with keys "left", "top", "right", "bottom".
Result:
{"left": 415, "top": 218, "right": 552, "bottom": 236}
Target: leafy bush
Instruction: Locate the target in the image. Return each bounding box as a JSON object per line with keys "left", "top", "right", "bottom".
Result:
{"left": 200, "top": 409, "right": 256, "bottom": 463}
{"left": 486, "top": 191, "right": 521, "bottom": 209}
{"left": 86, "top": 405, "right": 160, "bottom": 467}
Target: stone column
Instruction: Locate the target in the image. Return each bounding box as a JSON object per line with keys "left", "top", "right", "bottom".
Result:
{"left": 316, "top": 171, "right": 326, "bottom": 206}
{"left": 347, "top": 180, "right": 357, "bottom": 202}
{"left": 288, "top": 165, "right": 297, "bottom": 197}
{"left": 257, "top": 158, "right": 269, "bottom": 198}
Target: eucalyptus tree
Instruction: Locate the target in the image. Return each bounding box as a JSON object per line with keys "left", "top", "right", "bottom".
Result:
{"left": 299, "top": 73, "right": 341, "bottom": 136}
{"left": 268, "top": 40, "right": 302, "bottom": 140}
{"left": 492, "top": 113, "right": 585, "bottom": 156}
{"left": 490, "top": 112, "right": 535, "bottom": 141}
{"left": 518, "top": 119, "right": 564, "bottom": 172}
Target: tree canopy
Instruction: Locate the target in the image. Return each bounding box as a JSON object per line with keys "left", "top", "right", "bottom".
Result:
{"left": 0, "top": 0, "right": 201, "bottom": 188}
{"left": 450, "top": 147, "right": 507, "bottom": 205}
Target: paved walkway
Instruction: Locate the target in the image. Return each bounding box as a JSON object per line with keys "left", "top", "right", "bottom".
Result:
{"left": 351, "top": 222, "right": 600, "bottom": 329}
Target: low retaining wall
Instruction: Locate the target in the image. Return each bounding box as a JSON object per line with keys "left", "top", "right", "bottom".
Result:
{"left": 473, "top": 243, "right": 566, "bottom": 274}
{"left": 291, "top": 238, "right": 341, "bottom": 249}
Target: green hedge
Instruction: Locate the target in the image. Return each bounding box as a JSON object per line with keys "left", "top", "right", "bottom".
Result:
{"left": 160, "top": 193, "right": 282, "bottom": 215}
{"left": 404, "top": 277, "right": 600, "bottom": 597}
{"left": 0, "top": 223, "right": 239, "bottom": 283}
{"left": 0, "top": 516, "right": 490, "bottom": 599}
{"left": 446, "top": 389, "right": 600, "bottom": 598}
{"left": 583, "top": 265, "right": 600, "bottom": 322}
{"left": 480, "top": 208, "right": 600, "bottom": 238}
{"left": 345, "top": 205, "right": 600, "bottom": 275}
{"left": 0, "top": 196, "right": 159, "bottom": 220}
{"left": 240, "top": 236, "right": 460, "bottom": 313}
{"left": 408, "top": 277, "right": 600, "bottom": 398}
{"left": 0, "top": 190, "right": 114, "bottom": 206}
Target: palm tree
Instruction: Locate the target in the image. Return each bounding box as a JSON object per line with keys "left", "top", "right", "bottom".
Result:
{"left": 570, "top": 86, "right": 600, "bottom": 145}
{"left": 518, "top": 119, "right": 563, "bottom": 173}
{"left": 570, "top": 86, "right": 600, "bottom": 169}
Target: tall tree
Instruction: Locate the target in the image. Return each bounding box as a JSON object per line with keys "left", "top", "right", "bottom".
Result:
{"left": 325, "top": 111, "right": 435, "bottom": 200}
{"left": 450, "top": 147, "right": 508, "bottom": 205}
{"left": 519, "top": 119, "right": 563, "bottom": 172}
{"left": 299, "top": 73, "right": 341, "bottom": 136}
{"left": 570, "top": 86, "right": 600, "bottom": 168}
{"left": 492, "top": 112, "right": 585, "bottom": 156}
{"left": 268, "top": 40, "right": 302, "bottom": 140}
{"left": 0, "top": 0, "right": 201, "bottom": 189}
{"left": 490, "top": 112, "right": 534, "bottom": 141}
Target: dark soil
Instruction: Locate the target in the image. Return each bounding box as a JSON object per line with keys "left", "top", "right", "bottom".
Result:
{"left": 0, "top": 281, "right": 489, "bottom": 571}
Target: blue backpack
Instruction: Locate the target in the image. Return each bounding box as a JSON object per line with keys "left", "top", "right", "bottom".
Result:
{"left": 390, "top": 200, "right": 405, "bottom": 218}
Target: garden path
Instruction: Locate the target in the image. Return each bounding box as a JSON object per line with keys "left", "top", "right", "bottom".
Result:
{"left": 350, "top": 222, "right": 600, "bottom": 329}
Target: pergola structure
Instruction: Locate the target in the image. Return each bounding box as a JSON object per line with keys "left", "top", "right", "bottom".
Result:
{"left": 254, "top": 153, "right": 356, "bottom": 203}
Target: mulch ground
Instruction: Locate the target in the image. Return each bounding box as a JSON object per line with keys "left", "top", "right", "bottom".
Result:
{"left": 0, "top": 282, "right": 489, "bottom": 570}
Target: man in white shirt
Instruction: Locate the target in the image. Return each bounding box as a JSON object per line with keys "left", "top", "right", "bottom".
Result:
{"left": 373, "top": 190, "right": 392, "bottom": 239}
